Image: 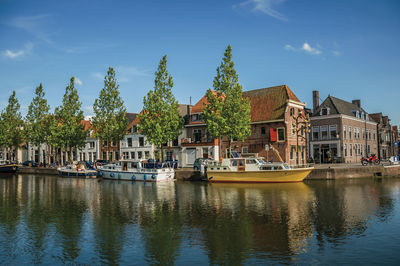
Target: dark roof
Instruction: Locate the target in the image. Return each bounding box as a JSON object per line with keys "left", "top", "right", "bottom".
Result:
{"left": 369, "top": 113, "right": 382, "bottom": 123}
{"left": 243, "top": 85, "right": 301, "bottom": 122}
{"left": 313, "top": 96, "right": 368, "bottom": 118}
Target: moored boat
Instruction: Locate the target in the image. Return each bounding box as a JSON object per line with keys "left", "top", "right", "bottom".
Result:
{"left": 0, "top": 160, "right": 19, "bottom": 174}
{"left": 58, "top": 161, "right": 97, "bottom": 178}
{"left": 98, "top": 159, "right": 174, "bottom": 182}
{"left": 206, "top": 157, "right": 313, "bottom": 183}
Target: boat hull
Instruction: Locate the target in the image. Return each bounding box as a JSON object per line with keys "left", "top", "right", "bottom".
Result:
{"left": 0, "top": 164, "right": 18, "bottom": 173}
{"left": 99, "top": 168, "right": 174, "bottom": 182}
{"left": 58, "top": 169, "right": 97, "bottom": 178}
{"left": 207, "top": 168, "right": 313, "bottom": 183}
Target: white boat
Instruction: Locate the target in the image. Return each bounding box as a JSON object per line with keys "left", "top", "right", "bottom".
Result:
{"left": 58, "top": 161, "right": 97, "bottom": 178}
{"left": 98, "top": 159, "right": 175, "bottom": 182}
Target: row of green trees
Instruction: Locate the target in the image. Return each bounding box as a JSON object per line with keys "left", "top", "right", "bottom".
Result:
{"left": 0, "top": 45, "right": 251, "bottom": 163}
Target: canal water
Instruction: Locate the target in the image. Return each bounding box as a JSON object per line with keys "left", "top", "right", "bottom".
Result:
{"left": 0, "top": 175, "right": 399, "bottom": 265}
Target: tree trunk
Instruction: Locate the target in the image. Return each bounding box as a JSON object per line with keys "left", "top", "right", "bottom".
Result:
{"left": 160, "top": 145, "right": 164, "bottom": 162}
{"left": 60, "top": 147, "right": 64, "bottom": 165}
{"left": 228, "top": 138, "right": 232, "bottom": 158}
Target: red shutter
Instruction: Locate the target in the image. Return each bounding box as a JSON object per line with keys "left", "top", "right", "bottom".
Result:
{"left": 270, "top": 128, "right": 277, "bottom": 142}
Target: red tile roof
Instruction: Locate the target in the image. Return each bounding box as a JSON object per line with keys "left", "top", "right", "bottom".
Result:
{"left": 191, "top": 90, "right": 219, "bottom": 114}
{"left": 243, "top": 85, "right": 301, "bottom": 122}
{"left": 81, "top": 120, "right": 92, "bottom": 131}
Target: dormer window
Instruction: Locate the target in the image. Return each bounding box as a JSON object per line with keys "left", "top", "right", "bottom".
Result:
{"left": 131, "top": 125, "right": 137, "bottom": 133}
{"left": 320, "top": 107, "right": 329, "bottom": 116}
{"left": 356, "top": 111, "right": 359, "bottom": 118}
{"left": 192, "top": 114, "right": 201, "bottom": 122}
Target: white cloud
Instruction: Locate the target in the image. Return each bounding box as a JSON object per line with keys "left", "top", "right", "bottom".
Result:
{"left": 332, "top": 50, "right": 342, "bottom": 56}
{"left": 3, "top": 43, "right": 33, "bottom": 59}
{"left": 301, "top": 42, "right": 321, "bottom": 55}
{"left": 7, "top": 15, "right": 52, "bottom": 43}
{"left": 284, "top": 42, "right": 322, "bottom": 55}
{"left": 234, "top": 0, "right": 288, "bottom": 21}
{"left": 75, "top": 77, "right": 83, "bottom": 86}
{"left": 284, "top": 44, "right": 295, "bottom": 51}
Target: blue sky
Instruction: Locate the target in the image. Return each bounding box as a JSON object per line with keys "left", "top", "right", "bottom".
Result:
{"left": 1, "top": 0, "right": 399, "bottom": 125}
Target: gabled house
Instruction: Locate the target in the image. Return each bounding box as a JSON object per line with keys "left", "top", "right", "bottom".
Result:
{"left": 180, "top": 93, "right": 219, "bottom": 166}
{"left": 226, "top": 85, "right": 307, "bottom": 164}
{"left": 369, "top": 112, "right": 394, "bottom": 160}
{"left": 310, "top": 91, "right": 378, "bottom": 163}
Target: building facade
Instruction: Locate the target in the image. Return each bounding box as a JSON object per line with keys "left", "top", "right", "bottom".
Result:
{"left": 226, "top": 85, "right": 308, "bottom": 165}
{"left": 310, "top": 91, "right": 378, "bottom": 163}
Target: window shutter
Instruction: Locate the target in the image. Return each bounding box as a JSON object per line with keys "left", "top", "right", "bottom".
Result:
{"left": 270, "top": 128, "right": 277, "bottom": 142}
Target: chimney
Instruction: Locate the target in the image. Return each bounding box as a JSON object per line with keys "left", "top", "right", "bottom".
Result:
{"left": 352, "top": 99, "right": 361, "bottom": 108}
{"left": 312, "top": 90, "right": 319, "bottom": 113}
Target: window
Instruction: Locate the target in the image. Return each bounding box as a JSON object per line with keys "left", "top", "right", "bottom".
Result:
{"left": 127, "top": 138, "right": 132, "bottom": 147}
{"left": 261, "top": 127, "right": 266, "bottom": 135}
{"left": 321, "top": 126, "right": 328, "bottom": 140}
{"left": 192, "top": 114, "right": 201, "bottom": 122}
{"left": 166, "top": 151, "right": 173, "bottom": 161}
{"left": 321, "top": 108, "right": 329, "bottom": 115}
{"left": 131, "top": 125, "right": 137, "bottom": 133}
{"left": 123, "top": 152, "right": 129, "bottom": 159}
{"left": 357, "top": 128, "right": 360, "bottom": 139}
{"left": 368, "top": 130, "right": 371, "bottom": 140}
{"left": 290, "top": 145, "right": 296, "bottom": 160}
{"left": 139, "top": 137, "right": 144, "bottom": 147}
{"left": 349, "top": 126, "right": 352, "bottom": 140}
{"left": 138, "top": 151, "right": 143, "bottom": 159}
{"left": 89, "top": 142, "right": 95, "bottom": 149}
{"left": 362, "top": 129, "right": 365, "bottom": 140}
{"left": 373, "top": 130, "right": 376, "bottom": 140}
{"left": 242, "top": 147, "right": 248, "bottom": 154}
{"left": 290, "top": 108, "right": 295, "bottom": 116}
{"left": 367, "top": 145, "right": 370, "bottom": 155}
{"left": 173, "top": 138, "right": 179, "bottom": 147}
{"left": 330, "top": 125, "right": 337, "bottom": 139}
{"left": 277, "top": 128, "right": 285, "bottom": 141}
{"left": 131, "top": 152, "right": 135, "bottom": 159}
{"left": 343, "top": 126, "right": 347, "bottom": 140}
{"left": 292, "top": 124, "right": 296, "bottom": 136}
{"left": 350, "top": 144, "right": 353, "bottom": 156}
{"left": 344, "top": 144, "right": 347, "bottom": 157}
{"left": 193, "top": 129, "right": 202, "bottom": 142}
{"left": 312, "top": 127, "right": 319, "bottom": 140}
{"left": 145, "top": 151, "right": 150, "bottom": 159}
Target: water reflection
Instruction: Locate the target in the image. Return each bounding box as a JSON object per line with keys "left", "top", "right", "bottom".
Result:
{"left": 0, "top": 175, "right": 398, "bottom": 264}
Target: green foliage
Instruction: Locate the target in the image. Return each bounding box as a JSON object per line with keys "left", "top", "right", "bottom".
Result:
{"left": 49, "top": 77, "right": 86, "bottom": 156}
{"left": 92, "top": 67, "right": 127, "bottom": 148}
{"left": 138, "top": 55, "right": 183, "bottom": 161}
{"left": 0, "top": 91, "right": 25, "bottom": 160}
{"left": 203, "top": 45, "right": 251, "bottom": 157}
{"left": 25, "top": 83, "right": 50, "bottom": 161}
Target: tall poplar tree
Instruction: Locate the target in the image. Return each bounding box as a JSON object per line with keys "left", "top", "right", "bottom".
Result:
{"left": 26, "top": 83, "right": 50, "bottom": 164}
{"left": 138, "top": 55, "right": 183, "bottom": 161}
{"left": 50, "top": 77, "right": 86, "bottom": 164}
{"left": 0, "top": 91, "right": 24, "bottom": 162}
{"left": 203, "top": 45, "right": 251, "bottom": 158}
{"left": 92, "top": 67, "right": 127, "bottom": 160}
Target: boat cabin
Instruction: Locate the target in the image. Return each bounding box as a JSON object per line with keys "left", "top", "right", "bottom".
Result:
{"left": 208, "top": 157, "right": 290, "bottom": 172}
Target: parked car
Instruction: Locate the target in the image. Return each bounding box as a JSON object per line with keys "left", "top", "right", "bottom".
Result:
{"left": 22, "top": 160, "right": 38, "bottom": 167}
{"left": 193, "top": 158, "right": 211, "bottom": 171}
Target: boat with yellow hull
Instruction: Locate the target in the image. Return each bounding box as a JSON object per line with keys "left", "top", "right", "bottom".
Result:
{"left": 206, "top": 157, "right": 313, "bottom": 183}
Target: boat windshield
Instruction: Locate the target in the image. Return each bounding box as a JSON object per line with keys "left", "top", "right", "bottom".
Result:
{"left": 282, "top": 163, "right": 290, "bottom": 169}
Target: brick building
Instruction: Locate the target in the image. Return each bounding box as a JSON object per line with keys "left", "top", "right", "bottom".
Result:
{"left": 369, "top": 113, "right": 395, "bottom": 160}
{"left": 310, "top": 91, "right": 378, "bottom": 163}
{"left": 226, "top": 85, "right": 308, "bottom": 165}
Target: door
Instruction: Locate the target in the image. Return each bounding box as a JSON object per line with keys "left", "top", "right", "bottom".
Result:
{"left": 186, "top": 148, "right": 196, "bottom": 165}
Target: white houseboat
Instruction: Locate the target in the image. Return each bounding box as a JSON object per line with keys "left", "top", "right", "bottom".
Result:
{"left": 98, "top": 159, "right": 175, "bottom": 182}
